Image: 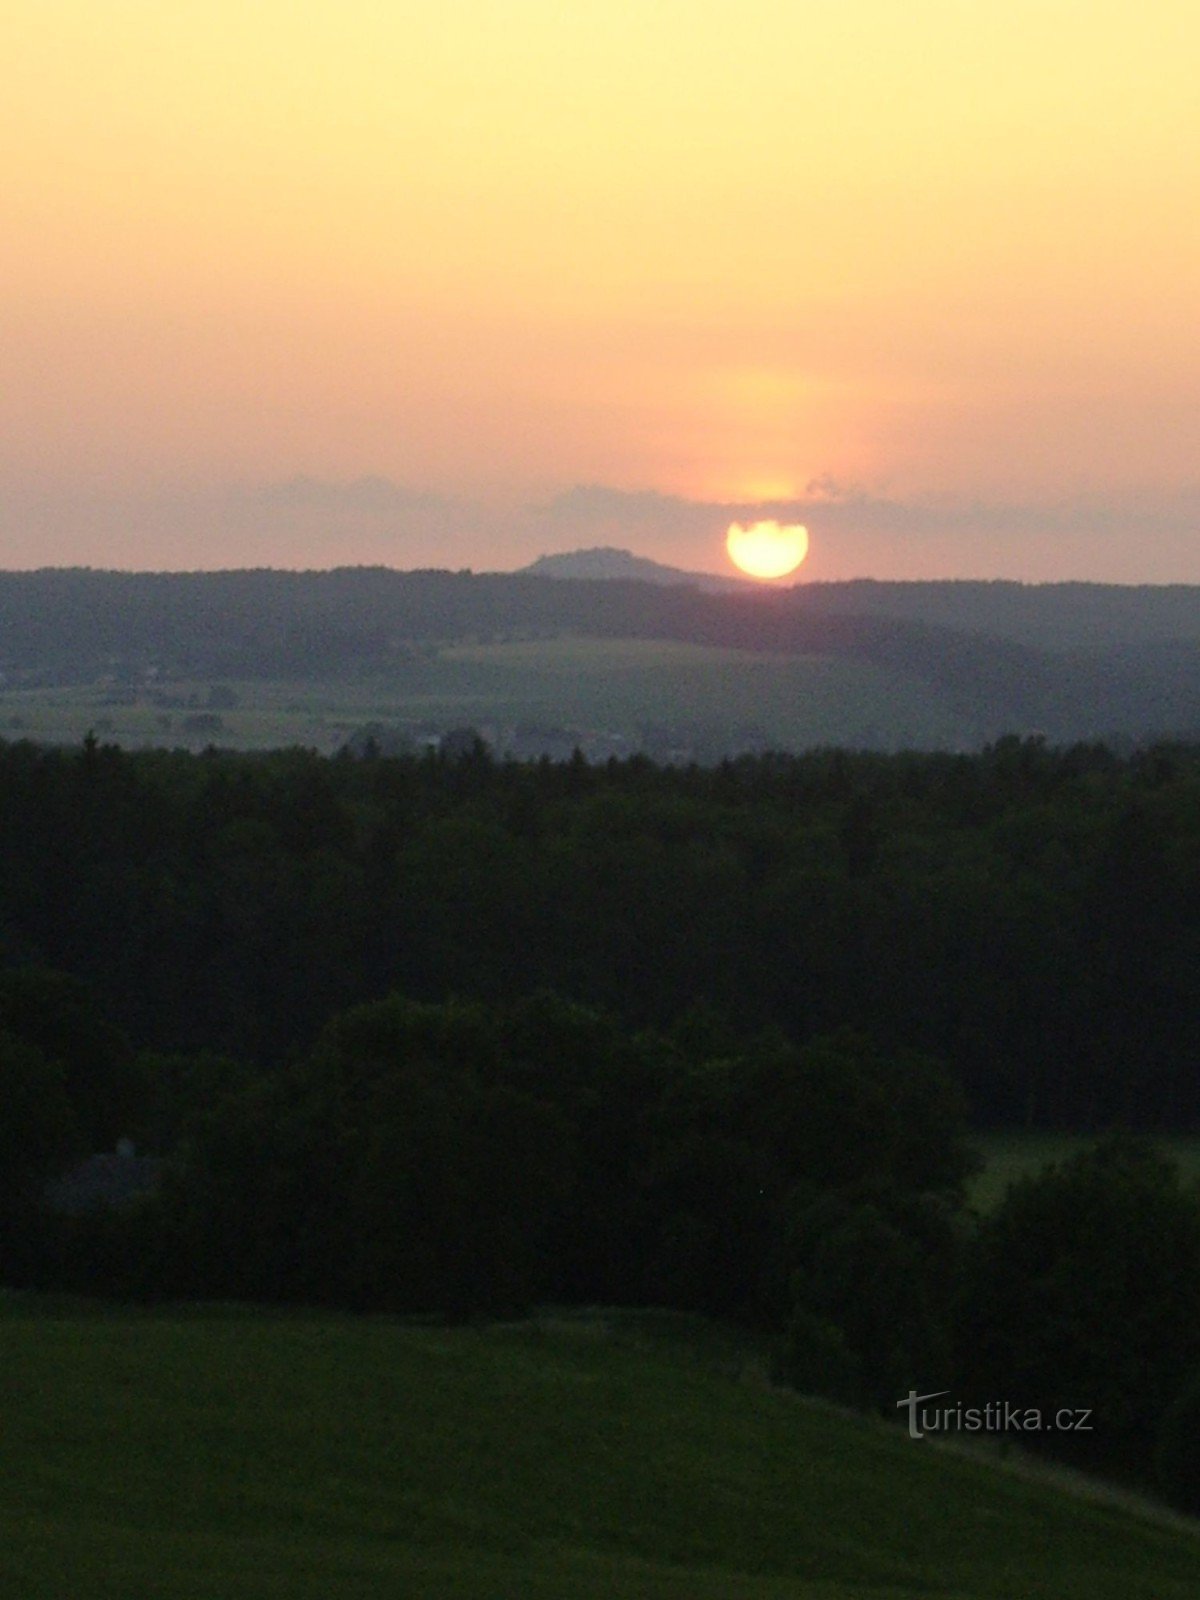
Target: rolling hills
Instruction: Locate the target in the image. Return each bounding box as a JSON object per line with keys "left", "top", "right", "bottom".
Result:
{"left": 1, "top": 563, "right": 1198, "bottom": 751}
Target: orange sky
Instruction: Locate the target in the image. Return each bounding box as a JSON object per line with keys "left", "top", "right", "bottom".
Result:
{"left": 4, "top": 1, "right": 1199, "bottom": 578}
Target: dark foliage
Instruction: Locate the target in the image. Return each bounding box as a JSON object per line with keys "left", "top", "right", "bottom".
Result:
{"left": 0, "top": 735, "right": 1197, "bottom": 1126}
{"left": 1155, "top": 1370, "right": 1200, "bottom": 1513}
{"left": 3, "top": 736, "right": 1200, "bottom": 1501}
{"left": 958, "top": 1137, "right": 1200, "bottom": 1477}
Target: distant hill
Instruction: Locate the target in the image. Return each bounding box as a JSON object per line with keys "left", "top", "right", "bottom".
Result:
{"left": 523, "top": 551, "right": 1200, "bottom": 650}
{"left": 521, "top": 546, "right": 746, "bottom": 592}
{"left": 792, "top": 578, "right": 1200, "bottom": 651}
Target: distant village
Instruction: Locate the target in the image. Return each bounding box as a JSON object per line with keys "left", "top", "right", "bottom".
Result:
{"left": 343, "top": 719, "right": 774, "bottom": 767}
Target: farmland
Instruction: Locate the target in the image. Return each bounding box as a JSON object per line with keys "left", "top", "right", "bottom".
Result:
{"left": 0, "top": 637, "right": 974, "bottom": 758}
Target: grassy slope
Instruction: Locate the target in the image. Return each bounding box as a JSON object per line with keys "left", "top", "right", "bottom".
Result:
{"left": 433, "top": 638, "right": 968, "bottom": 748}
{"left": 0, "top": 638, "right": 975, "bottom": 754}
{"left": 1, "top": 1301, "right": 1196, "bottom": 1598}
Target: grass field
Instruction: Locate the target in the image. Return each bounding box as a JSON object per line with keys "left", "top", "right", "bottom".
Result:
{"left": 1, "top": 1298, "right": 1197, "bottom": 1598}
{"left": 0, "top": 637, "right": 976, "bottom": 756}
{"left": 968, "top": 1132, "right": 1200, "bottom": 1211}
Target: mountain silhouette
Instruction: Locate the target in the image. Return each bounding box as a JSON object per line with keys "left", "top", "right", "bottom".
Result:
{"left": 521, "top": 547, "right": 747, "bottom": 592}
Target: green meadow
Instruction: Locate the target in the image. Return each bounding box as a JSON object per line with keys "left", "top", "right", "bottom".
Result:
{"left": 0, "top": 637, "right": 975, "bottom": 755}
{"left": 1, "top": 1299, "right": 1197, "bottom": 1599}
{"left": 969, "top": 1133, "right": 1200, "bottom": 1212}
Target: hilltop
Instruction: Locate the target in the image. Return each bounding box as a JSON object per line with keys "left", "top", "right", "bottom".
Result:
{"left": 521, "top": 545, "right": 747, "bottom": 591}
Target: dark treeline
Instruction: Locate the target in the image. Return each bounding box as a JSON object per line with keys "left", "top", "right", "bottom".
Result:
{"left": 0, "top": 733, "right": 1197, "bottom": 1128}
{"left": 0, "top": 567, "right": 1007, "bottom": 673}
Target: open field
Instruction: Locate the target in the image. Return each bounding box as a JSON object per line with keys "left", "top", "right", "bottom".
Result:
{"left": 0, "top": 637, "right": 976, "bottom": 756}
{"left": 1, "top": 1298, "right": 1197, "bottom": 1598}
{"left": 968, "top": 1133, "right": 1200, "bottom": 1212}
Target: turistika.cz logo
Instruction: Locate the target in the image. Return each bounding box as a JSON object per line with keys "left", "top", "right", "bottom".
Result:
{"left": 897, "top": 1390, "right": 1094, "bottom": 1441}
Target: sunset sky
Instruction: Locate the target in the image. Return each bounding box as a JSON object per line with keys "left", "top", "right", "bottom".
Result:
{"left": 4, "top": 1, "right": 1198, "bottom": 579}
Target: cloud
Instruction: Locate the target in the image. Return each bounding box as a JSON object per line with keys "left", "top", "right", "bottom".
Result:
{"left": 532, "top": 483, "right": 943, "bottom": 547}
{"left": 533, "top": 485, "right": 729, "bottom": 539}
{"left": 535, "top": 481, "right": 1200, "bottom": 541}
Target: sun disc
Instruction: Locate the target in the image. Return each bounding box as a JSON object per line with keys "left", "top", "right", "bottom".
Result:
{"left": 725, "top": 520, "right": 809, "bottom": 580}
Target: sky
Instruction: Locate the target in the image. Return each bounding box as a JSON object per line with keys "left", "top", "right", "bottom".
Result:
{"left": 4, "top": 1, "right": 1199, "bottom": 580}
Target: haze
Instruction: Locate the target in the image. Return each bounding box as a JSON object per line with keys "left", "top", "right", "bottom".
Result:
{"left": 4, "top": 2, "right": 1198, "bottom": 580}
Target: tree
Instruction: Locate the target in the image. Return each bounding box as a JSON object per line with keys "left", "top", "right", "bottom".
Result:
{"left": 959, "top": 1137, "right": 1200, "bottom": 1473}
{"left": 0, "top": 968, "right": 137, "bottom": 1148}
{"left": 779, "top": 1184, "right": 964, "bottom": 1411}
{"left": 0, "top": 1029, "right": 79, "bottom": 1276}
{"left": 1154, "top": 1369, "right": 1200, "bottom": 1513}
{"left": 639, "top": 1028, "right": 974, "bottom": 1323}
{"left": 157, "top": 994, "right": 573, "bottom": 1315}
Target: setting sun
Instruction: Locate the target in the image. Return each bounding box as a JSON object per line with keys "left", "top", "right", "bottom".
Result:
{"left": 726, "top": 521, "right": 809, "bottom": 581}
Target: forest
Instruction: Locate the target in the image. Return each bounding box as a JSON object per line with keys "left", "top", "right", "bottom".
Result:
{"left": 0, "top": 732, "right": 1195, "bottom": 1125}
{"left": 1, "top": 732, "right": 1199, "bottom": 1508}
